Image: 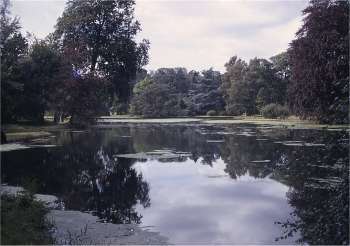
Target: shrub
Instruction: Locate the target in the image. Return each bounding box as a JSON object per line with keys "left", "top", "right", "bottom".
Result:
{"left": 1, "top": 192, "right": 54, "bottom": 244}
{"left": 206, "top": 110, "right": 217, "bottom": 116}
{"left": 261, "top": 103, "right": 289, "bottom": 119}
{"left": 218, "top": 111, "right": 226, "bottom": 116}
{"left": 225, "top": 104, "right": 246, "bottom": 116}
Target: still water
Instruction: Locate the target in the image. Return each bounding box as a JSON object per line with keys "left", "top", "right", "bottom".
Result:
{"left": 1, "top": 124, "right": 349, "bottom": 244}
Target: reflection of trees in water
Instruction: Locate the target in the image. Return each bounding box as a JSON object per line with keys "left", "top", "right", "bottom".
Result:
{"left": 124, "top": 125, "right": 349, "bottom": 244}
{"left": 64, "top": 149, "right": 150, "bottom": 224}
{"left": 273, "top": 133, "right": 349, "bottom": 245}
{"left": 76, "top": 127, "right": 349, "bottom": 243}
{"left": 129, "top": 125, "right": 221, "bottom": 166}
{"left": 2, "top": 125, "right": 348, "bottom": 241}
{"left": 219, "top": 136, "right": 281, "bottom": 179}
{"left": 1, "top": 131, "right": 150, "bottom": 224}
{"left": 217, "top": 130, "right": 349, "bottom": 245}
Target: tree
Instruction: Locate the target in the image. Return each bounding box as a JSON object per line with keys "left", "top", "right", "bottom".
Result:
{"left": 248, "top": 58, "right": 286, "bottom": 111}
{"left": 130, "top": 68, "right": 192, "bottom": 117}
{"left": 62, "top": 74, "right": 112, "bottom": 126}
{"left": 288, "top": 0, "right": 349, "bottom": 123}
{"left": 221, "top": 56, "right": 248, "bottom": 115}
{"left": 54, "top": 0, "right": 149, "bottom": 104}
{"left": 0, "top": 0, "right": 28, "bottom": 122}
{"left": 16, "top": 40, "right": 64, "bottom": 122}
{"left": 270, "top": 52, "right": 291, "bottom": 81}
{"left": 16, "top": 40, "right": 111, "bottom": 125}
{"left": 186, "top": 68, "right": 224, "bottom": 115}
{"left": 245, "top": 58, "right": 273, "bottom": 113}
{"left": 150, "top": 67, "right": 191, "bottom": 96}
{"left": 222, "top": 56, "right": 286, "bottom": 115}
{"left": 130, "top": 77, "right": 185, "bottom": 117}
{"left": 130, "top": 67, "right": 225, "bottom": 117}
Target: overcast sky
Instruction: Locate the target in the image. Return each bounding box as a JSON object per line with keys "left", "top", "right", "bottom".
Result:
{"left": 11, "top": 0, "right": 308, "bottom": 72}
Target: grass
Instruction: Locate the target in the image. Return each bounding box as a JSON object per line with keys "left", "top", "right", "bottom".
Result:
{"left": 2, "top": 115, "right": 348, "bottom": 141}
{"left": 1, "top": 119, "right": 70, "bottom": 142}
{"left": 1, "top": 191, "right": 54, "bottom": 245}
{"left": 96, "top": 115, "right": 349, "bottom": 129}
{"left": 5, "top": 131, "right": 53, "bottom": 142}
{"left": 2, "top": 122, "right": 68, "bottom": 134}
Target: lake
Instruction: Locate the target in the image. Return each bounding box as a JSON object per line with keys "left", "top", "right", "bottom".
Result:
{"left": 1, "top": 123, "right": 349, "bottom": 244}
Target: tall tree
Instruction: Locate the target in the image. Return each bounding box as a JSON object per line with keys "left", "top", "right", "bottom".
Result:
{"left": 17, "top": 40, "right": 64, "bottom": 122}
{"left": 131, "top": 67, "right": 225, "bottom": 117}
{"left": 0, "top": 0, "right": 27, "bottom": 122}
{"left": 187, "top": 68, "right": 224, "bottom": 115}
{"left": 130, "top": 77, "right": 185, "bottom": 117}
{"left": 270, "top": 52, "right": 291, "bottom": 81}
{"left": 250, "top": 58, "right": 286, "bottom": 111}
{"left": 54, "top": 0, "right": 149, "bottom": 104}
{"left": 222, "top": 56, "right": 286, "bottom": 115}
{"left": 221, "top": 56, "right": 249, "bottom": 115}
{"left": 152, "top": 67, "right": 190, "bottom": 94}
{"left": 288, "top": 0, "right": 349, "bottom": 123}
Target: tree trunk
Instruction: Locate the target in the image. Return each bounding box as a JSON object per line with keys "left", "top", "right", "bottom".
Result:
{"left": 54, "top": 112, "right": 60, "bottom": 123}
{"left": 1, "top": 131, "right": 7, "bottom": 144}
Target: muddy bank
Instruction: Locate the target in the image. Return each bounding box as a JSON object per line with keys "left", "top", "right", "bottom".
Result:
{"left": 0, "top": 185, "right": 59, "bottom": 209}
{"left": 0, "top": 185, "right": 168, "bottom": 245}
{"left": 49, "top": 210, "right": 167, "bottom": 245}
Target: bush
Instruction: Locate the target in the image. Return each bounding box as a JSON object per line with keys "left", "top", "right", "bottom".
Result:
{"left": 225, "top": 104, "right": 246, "bottom": 116}
{"left": 1, "top": 192, "right": 54, "bottom": 244}
{"left": 261, "top": 103, "right": 289, "bottom": 119}
{"left": 206, "top": 110, "right": 217, "bottom": 116}
{"left": 218, "top": 111, "right": 227, "bottom": 116}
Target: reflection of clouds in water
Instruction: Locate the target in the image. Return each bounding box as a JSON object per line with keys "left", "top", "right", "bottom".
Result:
{"left": 2, "top": 125, "right": 345, "bottom": 243}
{"left": 132, "top": 160, "right": 295, "bottom": 244}
{"left": 195, "top": 157, "right": 228, "bottom": 177}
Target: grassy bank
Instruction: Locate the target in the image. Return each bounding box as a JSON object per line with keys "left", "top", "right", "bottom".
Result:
{"left": 2, "top": 122, "right": 68, "bottom": 134}
{"left": 1, "top": 192, "right": 54, "bottom": 244}
{"left": 1, "top": 121, "right": 70, "bottom": 143}
{"left": 2, "top": 115, "right": 348, "bottom": 143}
{"left": 96, "top": 115, "right": 349, "bottom": 130}
{"left": 4, "top": 131, "right": 52, "bottom": 142}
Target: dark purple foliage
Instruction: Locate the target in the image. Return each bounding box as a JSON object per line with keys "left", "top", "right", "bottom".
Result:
{"left": 288, "top": 0, "right": 349, "bottom": 123}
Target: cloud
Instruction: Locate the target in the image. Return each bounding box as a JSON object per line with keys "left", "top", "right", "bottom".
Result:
{"left": 133, "top": 160, "right": 294, "bottom": 244}
{"left": 11, "top": 0, "right": 308, "bottom": 72}
{"left": 135, "top": 0, "right": 308, "bottom": 72}
{"left": 11, "top": 0, "right": 65, "bottom": 38}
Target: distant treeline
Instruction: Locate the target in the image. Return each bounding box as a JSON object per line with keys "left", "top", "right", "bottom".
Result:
{"left": 1, "top": 0, "right": 348, "bottom": 124}
{"left": 130, "top": 55, "right": 289, "bottom": 118}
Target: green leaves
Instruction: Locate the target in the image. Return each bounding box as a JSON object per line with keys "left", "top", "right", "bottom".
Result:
{"left": 288, "top": 0, "right": 349, "bottom": 123}
{"left": 54, "top": 0, "right": 149, "bottom": 103}
{"left": 222, "top": 56, "right": 287, "bottom": 116}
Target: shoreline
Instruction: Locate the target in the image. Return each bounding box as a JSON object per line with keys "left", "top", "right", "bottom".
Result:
{"left": 0, "top": 185, "right": 168, "bottom": 245}
{"left": 2, "top": 116, "right": 348, "bottom": 143}
{"left": 95, "top": 116, "right": 349, "bottom": 130}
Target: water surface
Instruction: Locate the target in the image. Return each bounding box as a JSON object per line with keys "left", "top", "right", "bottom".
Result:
{"left": 2, "top": 123, "right": 348, "bottom": 244}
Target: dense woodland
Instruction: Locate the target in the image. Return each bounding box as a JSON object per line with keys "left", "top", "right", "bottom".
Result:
{"left": 1, "top": 0, "right": 349, "bottom": 125}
